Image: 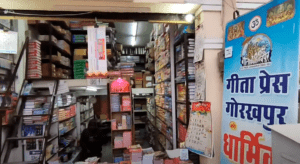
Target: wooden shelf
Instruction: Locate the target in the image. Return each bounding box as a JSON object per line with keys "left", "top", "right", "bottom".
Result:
{"left": 41, "top": 59, "right": 72, "bottom": 70}
{"left": 155, "top": 62, "right": 170, "bottom": 73}
{"left": 112, "top": 147, "right": 127, "bottom": 150}
{"left": 57, "top": 102, "right": 77, "bottom": 109}
{"left": 134, "top": 110, "right": 147, "bottom": 113}
{"left": 80, "top": 108, "right": 93, "bottom": 114}
{"left": 50, "top": 21, "right": 69, "bottom": 30}
{"left": 47, "top": 135, "right": 58, "bottom": 142}
{"left": 30, "top": 23, "right": 71, "bottom": 45}
{"left": 156, "top": 116, "right": 172, "bottom": 128}
{"left": 46, "top": 152, "right": 57, "bottom": 161}
{"left": 112, "top": 129, "right": 132, "bottom": 132}
{"left": 112, "top": 111, "right": 131, "bottom": 113}
{"left": 59, "top": 126, "right": 77, "bottom": 136}
{"left": 110, "top": 92, "right": 131, "bottom": 94}
{"left": 58, "top": 115, "right": 76, "bottom": 122}
{"left": 156, "top": 105, "right": 172, "bottom": 113}
{"left": 41, "top": 41, "right": 71, "bottom": 58}
{"left": 134, "top": 120, "right": 146, "bottom": 124}
{"left": 155, "top": 78, "right": 171, "bottom": 84}
{"left": 59, "top": 140, "right": 76, "bottom": 153}
{"left": 177, "top": 118, "right": 187, "bottom": 126}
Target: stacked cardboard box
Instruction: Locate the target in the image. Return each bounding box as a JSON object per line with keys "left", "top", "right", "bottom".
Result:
{"left": 134, "top": 72, "right": 143, "bottom": 88}
{"left": 73, "top": 60, "right": 86, "bottom": 79}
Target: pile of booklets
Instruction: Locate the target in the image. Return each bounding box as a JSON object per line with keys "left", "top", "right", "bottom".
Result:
{"left": 23, "top": 97, "right": 49, "bottom": 124}
{"left": 27, "top": 40, "right": 42, "bottom": 79}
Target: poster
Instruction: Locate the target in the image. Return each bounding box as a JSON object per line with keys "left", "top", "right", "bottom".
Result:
{"left": 87, "top": 26, "right": 107, "bottom": 78}
{"left": 185, "top": 102, "right": 213, "bottom": 158}
{"left": 195, "top": 62, "right": 205, "bottom": 101}
{"left": 221, "top": 0, "right": 298, "bottom": 163}
{"left": 0, "top": 29, "right": 18, "bottom": 54}
{"left": 194, "top": 8, "right": 204, "bottom": 63}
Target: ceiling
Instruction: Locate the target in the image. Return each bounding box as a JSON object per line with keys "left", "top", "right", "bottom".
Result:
{"left": 0, "top": 0, "right": 200, "bottom": 14}
{"left": 115, "top": 22, "right": 153, "bottom": 47}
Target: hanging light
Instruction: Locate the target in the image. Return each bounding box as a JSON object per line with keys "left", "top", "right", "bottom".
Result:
{"left": 131, "top": 22, "right": 138, "bottom": 46}
{"left": 185, "top": 14, "right": 194, "bottom": 23}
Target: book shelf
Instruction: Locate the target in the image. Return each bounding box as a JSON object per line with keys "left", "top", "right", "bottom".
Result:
{"left": 174, "top": 33, "right": 200, "bottom": 163}
{"left": 132, "top": 89, "right": 154, "bottom": 147}
{"left": 71, "top": 27, "right": 118, "bottom": 74}
{"left": 47, "top": 92, "right": 78, "bottom": 163}
{"left": 109, "top": 79, "right": 133, "bottom": 162}
{"left": 27, "top": 21, "right": 73, "bottom": 79}
{"left": 78, "top": 96, "right": 95, "bottom": 128}
{"left": 153, "top": 25, "right": 174, "bottom": 151}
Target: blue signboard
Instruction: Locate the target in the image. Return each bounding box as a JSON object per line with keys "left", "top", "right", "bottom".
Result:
{"left": 221, "top": 0, "right": 298, "bottom": 163}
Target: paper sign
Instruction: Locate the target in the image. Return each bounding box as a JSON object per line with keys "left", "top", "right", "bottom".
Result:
{"left": 0, "top": 30, "right": 18, "bottom": 54}
{"left": 87, "top": 79, "right": 101, "bottom": 86}
{"left": 87, "top": 26, "right": 107, "bottom": 75}
{"left": 49, "top": 80, "right": 69, "bottom": 95}
{"left": 195, "top": 62, "right": 206, "bottom": 101}
{"left": 146, "top": 76, "right": 152, "bottom": 81}
{"left": 221, "top": 1, "right": 298, "bottom": 163}
{"left": 224, "top": 46, "right": 232, "bottom": 58}
{"left": 194, "top": 31, "right": 204, "bottom": 63}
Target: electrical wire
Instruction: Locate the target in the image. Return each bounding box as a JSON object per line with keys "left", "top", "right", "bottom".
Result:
{"left": 3, "top": 10, "right": 93, "bottom": 17}
{"left": 223, "top": 0, "right": 236, "bottom": 10}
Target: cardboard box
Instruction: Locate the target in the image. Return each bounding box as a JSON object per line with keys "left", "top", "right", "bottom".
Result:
{"left": 134, "top": 72, "right": 143, "bottom": 86}
{"left": 136, "top": 85, "right": 143, "bottom": 88}
{"left": 74, "top": 55, "right": 84, "bottom": 60}
{"left": 143, "top": 71, "right": 153, "bottom": 88}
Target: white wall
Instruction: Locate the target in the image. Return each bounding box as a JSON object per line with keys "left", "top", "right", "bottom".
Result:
{"left": 200, "top": 50, "right": 223, "bottom": 164}
{"left": 1, "top": 19, "right": 28, "bottom": 163}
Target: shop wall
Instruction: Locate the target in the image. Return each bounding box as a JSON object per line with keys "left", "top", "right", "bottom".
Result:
{"left": 200, "top": 50, "right": 223, "bottom": 164}
{"left": 202, "top": 11, "right": 223, "bottom": 39}
{"left": 1, "top": 19, "right": 27, "bottom": 163}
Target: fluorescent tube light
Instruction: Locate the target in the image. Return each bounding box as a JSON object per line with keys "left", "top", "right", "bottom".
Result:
{"left": 86, "top": 86, "right": 97, "bottom": 92}
{"left": 132, "top": 22, "right": 137, "bottom": 36}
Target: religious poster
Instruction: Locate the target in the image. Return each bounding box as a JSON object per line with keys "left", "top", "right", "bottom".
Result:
{"left": 221, "top": 0, "right": 299, "bottom": 164}
{"left": 195, "top": 62, "right": 205, "bottom": 101}
{"left": 185, "top": 102, "right": 213, "bottom": 158}
{"left": 87, "top": 26, "right": 107, "bottom": 78}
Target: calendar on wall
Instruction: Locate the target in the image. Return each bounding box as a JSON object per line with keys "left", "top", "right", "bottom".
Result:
{"left": 185, "top": 102, "right": 213, "bottom": 158}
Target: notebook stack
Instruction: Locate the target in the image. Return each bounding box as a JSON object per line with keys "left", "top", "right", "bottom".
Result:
{"left": 72, "top": 35, "right": 87, "bottom": 43}
{"left": 188, "top": 58, "right": 195, "bottom": 80}
{"left": 27, "top": 40, "right": 42, "bottom": 79}
{"left": 111, "top": 94, "right": 121, "bottom": 112}
{"left": 188, "top": 82, "right": 196, "bottom": 101}
{"left": 73, "top": 60, "right": 86, "bottom": 79}
{"left": 187, "top": 38, "right": 195, "bottom": 57}
{"left": 119, "top": 63, "right": 135, "bottom": 77}
{"left": 23, "top": 98, "right": 49, "bottom": 124}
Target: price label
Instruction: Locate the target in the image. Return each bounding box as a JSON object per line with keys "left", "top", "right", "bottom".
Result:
{"left": 225, "top": 47, "right": 233, "bottom": 59}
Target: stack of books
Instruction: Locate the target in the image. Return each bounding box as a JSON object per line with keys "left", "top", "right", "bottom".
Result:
{"left": 23, "top": 98, "right": 49, "bottom": 124}
{"left": 188, "top": 82, "right": 196, "bottom": 101}
{"left": 187, "top": 38, "right": 195, "bottom": 57}
{"left": 27, "top": 40, "right": 42, "bottom": 79}
{"left": 72, "top": 35, "right": 87, "bottom": 43}
{"left": 188, "top": 58, "right": 195, "bottom": 80}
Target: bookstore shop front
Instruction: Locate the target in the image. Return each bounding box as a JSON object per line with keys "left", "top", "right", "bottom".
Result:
{"left": 0, "top": 3, "right": 207, "bottom": 163}
{"left": 3, "top": 0, "right": 300, "bottom": 164}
